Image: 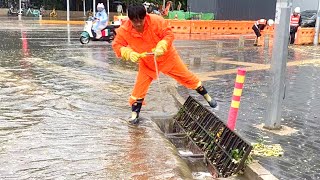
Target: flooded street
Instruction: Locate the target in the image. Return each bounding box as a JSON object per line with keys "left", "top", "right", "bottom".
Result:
{"left": 0, "top": 18, "right": 191, "bottom": 179}
{"left": 176, "top": 35, "right": 320, "bottom": 179}
{"left": 1, "top": 17, "right": 320, "bottom": 180}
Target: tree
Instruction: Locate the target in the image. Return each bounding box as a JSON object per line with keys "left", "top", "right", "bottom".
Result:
{"left": 29, "top": 0, "right": 64, "bottom": 10}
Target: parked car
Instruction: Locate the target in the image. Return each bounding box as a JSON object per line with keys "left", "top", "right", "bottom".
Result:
{"left": 301, "top": 10, "right": 317, "bottom": 27}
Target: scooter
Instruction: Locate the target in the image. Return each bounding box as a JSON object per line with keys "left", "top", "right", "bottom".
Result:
{"left": 80, "top": 17, "right": 120, "bottom": 44}
{"left": 7, "top": 5, "right": 19, "bottom": 16}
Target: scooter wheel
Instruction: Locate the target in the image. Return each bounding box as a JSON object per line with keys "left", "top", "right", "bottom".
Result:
{"left": 107, "top": 36, "right": 114, "bottom": 43}
{"left": 80, "top": 36, "right": 90, "bottom": 44}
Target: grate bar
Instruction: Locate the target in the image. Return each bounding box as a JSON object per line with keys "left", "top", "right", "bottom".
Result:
{"left": 173, "top": 96, "right": 252, "bottom": 177}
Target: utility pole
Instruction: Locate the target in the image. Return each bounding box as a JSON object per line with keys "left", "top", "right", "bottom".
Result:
{"left": 83, "top": 0, "right": 86, "bottom": 17}
{"left": 107, "top": 0, "right": 109, "bottom": 16}
{"left": 18, "top": 0, "right": 21, "bottom": 20}
{"left": 314, "top": 0, "right": 320, "bottom": 45}
{"left": 67, "top": 0, "right": 70, "bottom": 21}
{"left": 163, "top": 0, "right": 165, "bottom": 12}
{"left": 93, "top": 0, "right": 96, "bottom": 16}
{"left": 264, "top": 0, "right": 292, "bottom": 130}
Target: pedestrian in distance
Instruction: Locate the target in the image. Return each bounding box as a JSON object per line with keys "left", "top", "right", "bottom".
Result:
{"left": 289, "top": 7, "right": 301, "bottom": 45}
{"left": 117, "top": 3, "right": 123, "bottom": 16}
{"left": 252, "top": 19, "right": 274, "bottom": 46}
{"left": 112, "top": 4, "right": 218, "bottom": 125}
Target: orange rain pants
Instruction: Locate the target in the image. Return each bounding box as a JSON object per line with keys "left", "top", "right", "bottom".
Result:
{"left": 112, "top": 14, "right": 201, "bottom": 105}
{"left": 130, "top": 55, "right": 201, "bottom": 105}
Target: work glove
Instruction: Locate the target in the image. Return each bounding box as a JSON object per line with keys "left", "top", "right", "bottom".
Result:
{"left": 153, "top": 40, "right": 168, "bottom": 57}
{"left": 120, "top": 47, "right": 146, "bottom": 63}
{"left": 129, "top": 52, "right": 147, "bottom": 63}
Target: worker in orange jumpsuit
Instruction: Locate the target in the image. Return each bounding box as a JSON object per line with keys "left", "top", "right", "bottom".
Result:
{"left": 112, "top": 4, "right": 217, "bottom": 125}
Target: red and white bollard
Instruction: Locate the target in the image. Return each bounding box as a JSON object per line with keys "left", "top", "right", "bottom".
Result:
{"left": 227, "top": 68, "right": 246, "bottom": 130}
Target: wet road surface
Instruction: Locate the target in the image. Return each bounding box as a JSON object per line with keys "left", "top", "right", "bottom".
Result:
{"left": 176, "top": 39, "right": 320, "bottom": 179}
{"left": 0, "top": 18, "right": 192, "bottom": 179}
{"left": 1, "top": 17, "right": 320, "bottom": 180}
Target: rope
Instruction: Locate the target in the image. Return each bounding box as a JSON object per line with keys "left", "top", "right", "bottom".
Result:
{"left": 153, "top": 55, "right": 165, "bottom": 112}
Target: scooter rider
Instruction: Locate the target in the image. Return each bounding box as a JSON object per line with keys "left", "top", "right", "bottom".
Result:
{"left": 93, "top": 3, "right": 108, "bottom": 39}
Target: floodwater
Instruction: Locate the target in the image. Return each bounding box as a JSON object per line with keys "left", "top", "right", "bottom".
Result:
{"left": 0, "top": 18, "right": 191, "bottom": 179}
{"left": 1, "top": 17, "right": 320, "bottom": 180}
{"left": 175, "top": 33, "right": 320, "bottom": 179}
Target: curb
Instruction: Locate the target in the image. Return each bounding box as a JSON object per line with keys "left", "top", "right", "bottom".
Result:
{"left": 39, "top": 20, "right": 84, "bottom": 25}
{"left": 174, "top": 33, "right": 256, "bottom": 40}
{"left": 166, "top": 84, "right": 278, "bottom": 180}
{"left": 244, "top": 162, "right": 278, "bottom": 180}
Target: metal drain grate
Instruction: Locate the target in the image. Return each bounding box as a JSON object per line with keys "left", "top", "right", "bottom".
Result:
{"left": 173, "top": 96, "right": 252, "bottom": 178}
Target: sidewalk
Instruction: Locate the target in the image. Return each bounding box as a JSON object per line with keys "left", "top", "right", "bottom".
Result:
{"left": 0, "top": 8, "right": 119, "bottom": 19}
{"left": 175, "top": 40, "right": 320, "bottom": 180}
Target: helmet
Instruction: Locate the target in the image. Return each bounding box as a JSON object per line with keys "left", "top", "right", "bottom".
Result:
{"left": 143, "top": 2, "right": 150, "bottom": 6}
{"left": 294, "top": 7, "right": 300, "bottom": 14}
{"left": 97, "top": 3, "right": 105, "bottom": 12}
{"left": 267, "top": 19, "right": 274, "bottom": 26}
{"left": 143, "top": 2, "right": 150, "bottom": 11}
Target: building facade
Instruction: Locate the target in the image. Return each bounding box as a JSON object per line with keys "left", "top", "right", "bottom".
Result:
{"left": 187, "top": 0, "right": 277, "bottom": 20}
{"left": 0, "top": 0, "right": 117, "bottom": 11}
{"left": 187, "top": 0, "right": 319, "bottom": 20}
{"left": 293, "top": 0, "right": 318, "bottom": 11}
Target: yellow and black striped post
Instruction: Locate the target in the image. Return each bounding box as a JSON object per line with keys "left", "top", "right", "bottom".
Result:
{"left": 227, "top": 68, "right": 246, "bottom": 130}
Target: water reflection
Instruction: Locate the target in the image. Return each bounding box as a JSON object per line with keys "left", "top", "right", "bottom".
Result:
{"left": 67, "top": 24, "right": 71, "bottom": 43}
{"left": 2, "top": 19, "right": 320, "bottom": 179}
{"left": 0, "top": 20, "right": 191, "bottom": 179}
{"left": 126, "top": 127, "right": 150, "bottom": 179}
{"left": 176, "top": 39, "right": 320, "bottom": 179}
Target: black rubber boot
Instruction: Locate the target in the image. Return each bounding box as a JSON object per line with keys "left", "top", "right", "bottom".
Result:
{"left": 196, "top": 86, "right": 217, "bottom": 108}
{"left": 253, "top": 38, "right": 258, "bottom": 46}
{"left": 207, "top": 98, "right": 218, "bottom": 108}
{"left": 128, "top": 98, "right": 144, "bottom": 125}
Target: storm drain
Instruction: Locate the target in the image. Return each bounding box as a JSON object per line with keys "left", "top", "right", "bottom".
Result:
{"left": 172, "top": 96, "right": 252, "bottom": 178}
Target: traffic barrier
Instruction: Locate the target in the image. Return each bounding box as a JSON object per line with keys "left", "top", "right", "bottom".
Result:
{"left": 167, "top": 20, "right": 191, "bottom": 34}
{"left": 113, "top": 15, "right": 128, "bottom": 22}
{"left": 210, "top": 21, "right": 230, "bottom": 34}
{"left": 257, "top": 26, "right": 274, "bottom": 46}
{"left": 167, "top": 19, "right": 260, "bottom": 35}
{"left": 225, "top": 21, "right": 253, "bottom": 34}
{"left": 295, "top": 28, "right": 315, "bottom": 45}
{"left": 166, "top": 20, "right": 320, "bottom": 46}
{"left": 243, "top": 21, "right": 256, "bottom": 34}
{"left": 39, "top": 20, "right": 85, "bottom": 25}
{"left": 256, "top": 26, "right": 320, "bottom": 46}
{"left": 166, "top": 20, "right": 256, "bottom": 35}
{"left": 38, "top": 17, "right": 317, "bottom": 44}
{"left": 191, "top": 20, "right": 211, "bottom": 34}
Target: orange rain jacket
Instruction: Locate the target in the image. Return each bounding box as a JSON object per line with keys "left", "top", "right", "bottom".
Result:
{"left": 112, "top": 14, "right": 200, "bottom": 105}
